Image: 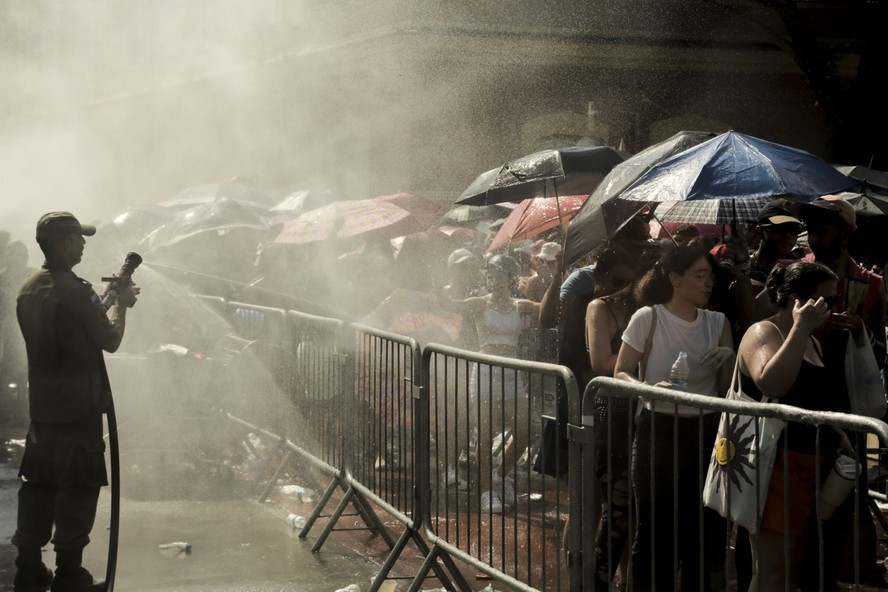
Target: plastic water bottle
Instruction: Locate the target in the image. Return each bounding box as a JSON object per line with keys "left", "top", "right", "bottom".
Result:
{"left": 280, "top": 484, "right": 317, "bottom": 503}
{"left": 669, "top": 351, "right": 689, "bottom": 391}
{"left": 158, "top": 542, "right": 191, "bottom": 556}
{"left": 286, "top": 513, "right": 306, "bottom": 529}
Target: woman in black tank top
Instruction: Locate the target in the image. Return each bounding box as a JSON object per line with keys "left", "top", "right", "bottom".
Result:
{"left": 737, "top": 261, "right": 852, "bottom": 591}
{"left": 583, "top": 251, "right": 653, "bottom": 592}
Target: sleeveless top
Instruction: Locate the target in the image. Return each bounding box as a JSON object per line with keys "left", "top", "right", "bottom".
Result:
{"left": 477, "top": 305, "right": 520, "bottom": 348}
{"left": 740, "top": 334, "right": 849, "bottom": 454}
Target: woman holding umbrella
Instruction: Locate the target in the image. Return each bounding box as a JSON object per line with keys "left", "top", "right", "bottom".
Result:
{"left": 614, "top": 245, "right": 735, "bottom": 592}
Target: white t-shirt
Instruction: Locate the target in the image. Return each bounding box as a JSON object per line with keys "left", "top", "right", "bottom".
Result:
{"left": 622, "top": 304, "right": 726, "bottom": 415}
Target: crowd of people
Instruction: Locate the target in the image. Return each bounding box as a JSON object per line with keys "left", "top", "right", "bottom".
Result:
{"left": 406, "top": 194, "right": 887, "bottom": 590}
{"left": 3, "top": 184, "right": 888, "bottom": 590}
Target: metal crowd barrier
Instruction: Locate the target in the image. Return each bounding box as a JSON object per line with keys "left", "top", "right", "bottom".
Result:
{"left": 224, "top": 302, "right": 290, "bottom": 429}
{"left": 417, "top": 343, "right": 580, "bottom": 592}
{"left": 207, "top": 292, "right": 888, "bottom": 592}
{"left": 583, "top": 376, "right": 888, "bottom": 592}
{"left": 344, "top": 324, "right": 465, "bottom": 592}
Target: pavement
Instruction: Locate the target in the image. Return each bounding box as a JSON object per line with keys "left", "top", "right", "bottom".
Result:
{"left": 0, "top": 427, "right": 397, "bottom": 592}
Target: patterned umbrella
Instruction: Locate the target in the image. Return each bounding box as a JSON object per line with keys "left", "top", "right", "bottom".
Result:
{"left": 274, "top": 199, "right": 424, "bottom": 244}
{"left": 374, "top": 192, "right": 445, "bottom": 229}
{"left": 487, "top": 194, "right": 588, "bottom": 252}
{"left": 652, "top": 196, "right": 773, "bottom": 226}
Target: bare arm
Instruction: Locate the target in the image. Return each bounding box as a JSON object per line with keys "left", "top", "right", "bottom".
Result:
{"left": 586, "top": 299, "right": 620, "bottom": 377}
{"left": 538, "top": 273, "right": 564, "bottom": 328}
{"left": 738, "top": 298, "right": 830, "bottom": 399}
{"left": 614, "top": 342, "right": 644, "bottom": 384}
{"left": 437, "top": 292, "right": 487, "bottom": 317}
{"left": 517, "top": 298, "right": 542, "bottom": 319}
{"left": 715, "top": 320, "right": 734, "bottom": 396}
{"left": 538, "top": 253, "right": 566, "bottom": 328}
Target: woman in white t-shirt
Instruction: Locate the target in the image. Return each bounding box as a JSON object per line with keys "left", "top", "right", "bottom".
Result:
{"left": 614, "top": 245, "right": 734, "bottom": 592}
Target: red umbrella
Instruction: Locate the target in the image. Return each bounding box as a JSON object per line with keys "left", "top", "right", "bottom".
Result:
{"left": 274, "top": 199, "right": 424, "bottom": 244}
{"left": 375, "top": 192, "right": 445, "bottom": 229}
{"left": 487, "top": 194, "right": 588, "bottom": 253}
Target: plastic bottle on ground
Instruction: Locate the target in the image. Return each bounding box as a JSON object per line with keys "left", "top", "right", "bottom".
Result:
{"left": 158, "top": 542, "right": 192, "bottom": 557}
{"left": 287, "top": 513, "right": 306, "bottom": 529}
{"left": 669, "top": 351, "right": 689, "bottom": 391}
{"left": 280, "top": 484, "right": 317, "bottom": 503}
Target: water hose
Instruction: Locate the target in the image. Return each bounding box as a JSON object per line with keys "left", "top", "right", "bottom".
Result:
{"left": 104, "top": 399, "right": 120, "bottom": 592}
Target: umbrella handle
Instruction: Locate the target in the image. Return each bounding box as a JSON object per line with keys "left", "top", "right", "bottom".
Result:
{"left": 552, "top": 179, "right": 567, "bottom": 238}
{"left": 652, "top": 213, "right": 679, "bottom": 246}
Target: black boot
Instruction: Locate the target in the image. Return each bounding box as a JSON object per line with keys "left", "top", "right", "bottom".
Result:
{"left": 13, "top": 548, "right": 53, "bottom": 592}
{"left": 52, "top": 549, "right": 105, "bottom": 592}
{"left": 49, "top": 567, "right": 105, "bottom": 592}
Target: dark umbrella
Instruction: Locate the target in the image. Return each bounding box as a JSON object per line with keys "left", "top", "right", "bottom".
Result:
{"left": 433, "top": 203, "right": 516, "bottom": 228}
{"left": 846, "top": 191, "right": 888, "bottom": 267}
{"left": 619, "top": 131, "right": 857, "bottom": 203}
{"left": 144, "top": 198, "right": 272, "bottom": 251}
{"left": 455, "top": 146, "right": 627, "bottom": 206}
{"left": 564, "top": 131, "right": 859, "bottom": 265}
{"left": 836, "top": 165, "right": 888, "bottom": 192}
{"left": 162, "top": 182, "right": 273, "bottom": 208}
{"left": 140, "top": 198, "right": 275, "bottom": 282}
{"left": 563, "top": 131, "right": 717, "bottom": 265}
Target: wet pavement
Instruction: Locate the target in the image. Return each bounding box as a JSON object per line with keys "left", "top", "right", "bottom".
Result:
{"left": 0, "top": 426, "right": 392, "bottom": 592}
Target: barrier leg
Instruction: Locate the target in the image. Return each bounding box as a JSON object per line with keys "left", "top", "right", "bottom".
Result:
{"left": 257, "top": 447, "right": 294, "bottom": 503}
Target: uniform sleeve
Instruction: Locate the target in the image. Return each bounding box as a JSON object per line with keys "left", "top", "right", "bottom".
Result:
{"left": 622, "top": 305, "right": 653, "bottom": 353}
{"left": 65, "top": 280, "right": 123, "bottom": 352}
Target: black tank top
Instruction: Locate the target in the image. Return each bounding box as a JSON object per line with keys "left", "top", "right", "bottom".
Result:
{"left": 740, "top": 338, "right": 849, "bottom": 453}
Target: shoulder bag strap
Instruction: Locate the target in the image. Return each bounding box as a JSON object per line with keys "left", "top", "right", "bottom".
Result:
{"left": 639, "top": 306, "right": 658, "bottom": 382}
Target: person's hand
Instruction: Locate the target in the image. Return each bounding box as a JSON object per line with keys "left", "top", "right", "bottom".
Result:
{"left": 700, "top": 346, "right": 734, "bottom": 368}
{"left": 830, "top": 310, "right": 865, "bottom": 342}
{"left": 831, "top": 427, "right": 855, "bottom": 458}
{"left": 553, "top": 252, "right": 566, "bottom": 277}
{"left": 653, "top": 380, "right": 674, "bottom": 389}
{"left": 117, "top": 283, "right": 139, "bottom": 308}
{"left": 723, "top": 231, "right": 750, "bottom": 265}
{"left": 792, "top": 296, "right": 831, "bottom": 334}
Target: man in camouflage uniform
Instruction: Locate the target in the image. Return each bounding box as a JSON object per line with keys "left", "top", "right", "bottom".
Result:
{"left": 13, "top": 212, "right": 139, "bottom": 592}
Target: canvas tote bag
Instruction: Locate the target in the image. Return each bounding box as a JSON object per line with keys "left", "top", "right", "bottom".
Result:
{"left": 702, "top": 357, "right": 785, "bottom": 534}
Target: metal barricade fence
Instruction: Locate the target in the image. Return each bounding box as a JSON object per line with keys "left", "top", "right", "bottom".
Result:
{"left": 224, "top": 302, "right": 290, "bottom": 429}
{"left": 583, "top": 376, "right": 888, "bottom": 592}
{"left": 285, "top": 309, "right": 346, "bottom": 473}
{"left": 343, "top": 324, "right": 465, "bottom": 592}
{"left": 418, "top": 343, "right": 580, "bottom": 592}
